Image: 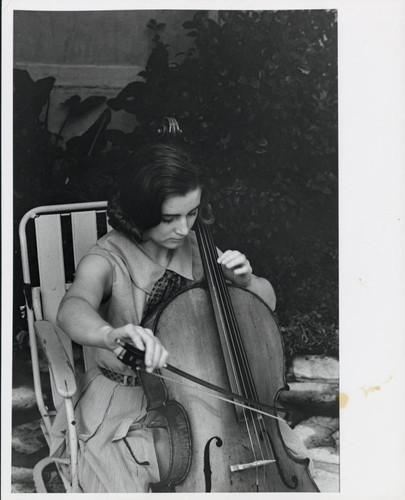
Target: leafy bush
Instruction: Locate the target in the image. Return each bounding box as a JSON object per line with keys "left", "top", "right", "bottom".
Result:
{"left": 13, "top": 69, "right": 111, "bottom": 334}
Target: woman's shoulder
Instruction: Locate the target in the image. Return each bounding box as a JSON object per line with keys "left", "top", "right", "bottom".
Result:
{"left": 87, "top": 230, "right": 136, "bottom": 261}
{"left": 75, "top": 231, "right": 132, "bottom": 278}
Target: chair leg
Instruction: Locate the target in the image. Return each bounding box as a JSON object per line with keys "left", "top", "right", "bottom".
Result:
{"left": 33, "top": 456, "right": 71, "bottom": 493}
{"left": 64, "top": 398, "right": 79, "bottom": 490}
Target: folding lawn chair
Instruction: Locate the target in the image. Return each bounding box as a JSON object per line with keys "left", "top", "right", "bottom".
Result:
{"left": 18, "top": 201, "right": 110, "bottom": 492}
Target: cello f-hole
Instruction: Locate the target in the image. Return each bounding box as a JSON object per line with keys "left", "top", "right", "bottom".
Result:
{"left": 203, "top": 436, "right": 223, "bottom": 492}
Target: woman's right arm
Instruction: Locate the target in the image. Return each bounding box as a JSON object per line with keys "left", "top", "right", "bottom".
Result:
{"left": 56, "top": 254, "right": 168, "bottom": 372}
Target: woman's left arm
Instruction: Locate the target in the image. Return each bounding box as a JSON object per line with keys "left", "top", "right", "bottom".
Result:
{"left": 217, "top": 250, "right": 276, "bottom": 311}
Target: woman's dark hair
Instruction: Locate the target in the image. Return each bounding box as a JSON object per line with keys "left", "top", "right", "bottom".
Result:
{"left": 108, "top": 120, "right": 212, "bottom": 242}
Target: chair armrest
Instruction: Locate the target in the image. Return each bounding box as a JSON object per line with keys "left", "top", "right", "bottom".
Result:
{"left": 34, "top": 320, "right": 77, "bottom": 398}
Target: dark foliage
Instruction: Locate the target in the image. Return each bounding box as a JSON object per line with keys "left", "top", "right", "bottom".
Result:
{"left": 106, "top": 11, "right": 339, "bottom": 358}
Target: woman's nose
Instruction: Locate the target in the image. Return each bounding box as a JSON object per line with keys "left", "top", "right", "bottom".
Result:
{"left": 175, "top": 217, "right": 189, "bottom": 236}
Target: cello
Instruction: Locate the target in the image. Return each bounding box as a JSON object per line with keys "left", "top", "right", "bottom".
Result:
{"left": 119, "top": 219, "right": 319, "bottom": 493}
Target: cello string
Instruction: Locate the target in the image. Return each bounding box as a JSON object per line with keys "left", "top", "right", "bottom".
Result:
{"left": 198, "top": 224, "right": 279, "bottom": 483}
{"left": 210, "top": 267, "right": 270, "bottom": 469}
{"left": 198, "top": 225, "right": 267, "bottom": 416}
{"left": 200, "top": 225, "right": 266, "bottom": 419}
{"left": 241, "top": 413, "right": 260, "bottom": 491}
{"left": 199, "top": 223, "right": 251, "bottom": 395}
{"left": 256, "top": 415, "right": 278, "bottom": 477}
{"left": 201, "top": 224, "right": 278, "bottom": 470}
{"left": 198, "top": 224, "right": 274, "bottom": 470}
{"left": 201, "top": 227, "right": 275, "bottom": 409}
{"left": 200, "top": 223, "right": 259, "bottom": 403}
{"left": 197, "top": 224, "right": 246, "bottom": 395}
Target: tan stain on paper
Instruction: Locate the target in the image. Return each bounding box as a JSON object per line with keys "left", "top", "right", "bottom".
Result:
{"left": 339, "top": 393, "right": 349, "bottom": 409}
{"left": 361, "top": 385, "right": 381, "bottom": 397}
{"left": 341, "top": 377, "right": 394, "bottom": 407}
{"left": 361, "top": 375, "right": 393, "bottom": 398}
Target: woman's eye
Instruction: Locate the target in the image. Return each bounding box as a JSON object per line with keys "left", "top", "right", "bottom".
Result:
{"left": 162, "top": 209, "right": 198, "bottom": 223}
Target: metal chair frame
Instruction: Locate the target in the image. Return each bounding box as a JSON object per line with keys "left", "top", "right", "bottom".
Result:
{"left": 18, "top": 201, "right": 109, "bottom": 492}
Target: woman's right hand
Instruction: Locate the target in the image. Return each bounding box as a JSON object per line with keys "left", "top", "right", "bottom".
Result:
{"left": 103, "top": 324, "right": 169, "bottom": 373}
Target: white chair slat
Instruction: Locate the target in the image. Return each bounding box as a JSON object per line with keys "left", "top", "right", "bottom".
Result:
{"left": 71, "top": 211, "right": 101, "bottom": 372}
{"left": 35, "top": 215, "right": 66, "bottom": 324}
{"left": 35, "top": 215, "right": 73, "bottom": 361}
{"left": 71, "top": 211, "right": 98, "bottom": 267}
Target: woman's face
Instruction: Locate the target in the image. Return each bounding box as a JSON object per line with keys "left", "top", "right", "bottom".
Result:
{"left": 144, "top": 188, "right": 202, "bottom": 251}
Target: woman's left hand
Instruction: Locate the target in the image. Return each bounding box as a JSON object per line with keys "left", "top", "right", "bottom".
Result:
{"left": 217, "top": 250, "right": 253, "bottom": 288}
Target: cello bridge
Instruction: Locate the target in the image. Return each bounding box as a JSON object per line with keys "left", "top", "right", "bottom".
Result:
{"left": 230, "top": 459, "right": 276, "bottom": 472}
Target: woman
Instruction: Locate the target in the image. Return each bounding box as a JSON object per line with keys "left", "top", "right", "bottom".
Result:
{"left": 54, "top": 119, "right": 308, "bottom": 493}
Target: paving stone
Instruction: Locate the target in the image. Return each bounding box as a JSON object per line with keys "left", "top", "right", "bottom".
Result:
{"left": 312, "top": 467, "right": 339, "bottom": 492}
{"left": 44, "top": 471, "right": 66, "bottom": 493}
{"left": 12, "top": 419, "right": 47, "bottom": 455}
{"left": 12, "top": 465, "right": 34, "bottom": 484}
{"left": 12, "top": 385, "right": 37, "bottom": 412}
{"left": 294, "top": 416, "right": 339, "bottom": 448}
{"left": 307, "top": 446, "right": 339, "bottom": 465}
{"left": 292, "top": 355, "right": 339, "bottom": 381}
{"left": 11, "top": 458, "right": 65, "bottom": 493}
{"left": 12, "top": 465, "right": 35, "bottom": 493}
{"left": 11, "top": 482, "right": 36, "bottom": 493}
{"left": 332, "top": 429, "right": 340, "bottom": 448}
{"left": 12, "top": 449, "right": 49, "bottom": 470}
{"left": 279, "top": 381, "right": 338, "bottom": 410}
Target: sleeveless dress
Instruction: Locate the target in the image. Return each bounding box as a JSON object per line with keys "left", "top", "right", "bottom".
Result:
{"left": 50, "top": 229, "right": 311, "bottom": 492}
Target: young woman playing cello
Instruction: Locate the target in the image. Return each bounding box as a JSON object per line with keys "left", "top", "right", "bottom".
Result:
{"left": 54, "top": 118, "right": 315, "bottom": 493}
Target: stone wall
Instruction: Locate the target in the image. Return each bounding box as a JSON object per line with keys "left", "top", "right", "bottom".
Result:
{"left": 280, "top": 355, "right": 340, "bottom": 491}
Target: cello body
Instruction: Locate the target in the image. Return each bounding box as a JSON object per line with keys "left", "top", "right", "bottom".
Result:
{"left": 145, "top": 283, "right": 319, "bottom": 492}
